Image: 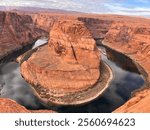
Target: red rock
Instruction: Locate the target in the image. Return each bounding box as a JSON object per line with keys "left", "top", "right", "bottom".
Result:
{"left": 33, "top": 13, "right": 59, "bottom": 32}
{"left": 30, "top": 110, "right": 56, "bottom": 113}
{"left": 20, "top": 19, "right": 104, "bottom": 105}
{"left": 0, "top": 98, "right": 30, "bottom": 113}
{"left": 0, "top": 11, "right": 48, "bottom": 61}
{"left": 0, "top": 98, "right": 55, "bottom": 113}
{"left": 102, "top": 21, "right": 150, "bottom": 112}
{"left": 103, "top": 22, "right": 150, "bottom": 82}
{"left": 114, "top": 88, "right": 150, "bottom": 113}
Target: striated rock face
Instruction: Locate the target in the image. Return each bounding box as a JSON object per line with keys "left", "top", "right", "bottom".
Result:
{"left": 78, "top": 17, "right": 112, "bottom": 41}
{"left": 20, "top": 19, "right": 102, "bottom": 105}
{"left": 33, "top": 13, "right": 59, "bottom": 32}
{"left": 103, "top": 22, "right": 150, "bottom": 83}
{"left": 0, "top": 11, "right": 48, "bottom": 62}
{"left": 103, "top": 21, "right": 150, "bottom": 112}
{"left": 0, "top": 98, "right": 55, "bottom": 113}
{"left": 114, "top": 88, "right": 150, "bottom": 113}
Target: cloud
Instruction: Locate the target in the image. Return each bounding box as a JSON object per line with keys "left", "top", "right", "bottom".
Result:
{"left": 104, "top": 3, "right": 150, "bottom": 16}
{"left": 0, "top": 0, "right": 149, "bottom": 17}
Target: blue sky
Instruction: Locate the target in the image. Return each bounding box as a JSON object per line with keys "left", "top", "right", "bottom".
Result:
{"left": 0, "top": 0, "right": 150, "bottom": 16}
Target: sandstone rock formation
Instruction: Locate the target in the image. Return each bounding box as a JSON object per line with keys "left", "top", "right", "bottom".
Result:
{"left": 114, "top": 88, "right": 150, "bottom": 113}
{"left": 20, "top": 19, "right": 113, "bottom": 105}
{"left": 0, "top": 98, "right": 55, "bottom": 113}
{"left": 0, "top": 11, "right": 48, "bottom": 62}
{"left": 102, "top": 21, "right": 150, "bottom": 112}
{"left": 32, "top": 13, "right": 59, "bottom": 32}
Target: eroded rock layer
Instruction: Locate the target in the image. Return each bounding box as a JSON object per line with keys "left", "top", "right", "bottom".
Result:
{"left": 20, "top": 19, "right": 103, "bottom": 105}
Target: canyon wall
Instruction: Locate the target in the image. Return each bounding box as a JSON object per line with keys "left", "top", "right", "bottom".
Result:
{"left": 103, "top": 22, "right": 150, "bottom": 83}
{"left": 32, "top": 13, "right": 59, "bottom": 32}
{"left": 103, "top": 21, "right": 150, "bottom": 113}
{"left": 0, "top": 11, "right": 48, "bottom": 62}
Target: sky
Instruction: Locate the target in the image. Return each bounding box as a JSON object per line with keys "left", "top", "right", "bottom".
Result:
{"left": 0, "top": 0, "right": 150, "bottom": 17}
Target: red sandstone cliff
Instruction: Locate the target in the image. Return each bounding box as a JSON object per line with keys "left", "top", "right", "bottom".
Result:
{"left": 0, "top": 11, "right": 48, "bottom": 61}
{"left": 102, "top": 20, "right": 150, "bottom": 113}
{"left": 103, "top": 22, "right": 150, "bottom": 82}
{"left": 32, "top": 13, "right": 59, "bottom": 32}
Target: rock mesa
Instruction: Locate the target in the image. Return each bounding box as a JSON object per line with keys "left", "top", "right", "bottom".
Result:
{"left": 20, "top": 19, "right": 104, "bottom": 105}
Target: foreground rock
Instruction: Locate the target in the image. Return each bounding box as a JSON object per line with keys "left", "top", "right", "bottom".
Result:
{"left": 20, "top": 19, "right": 112, "bottom": 105}
{"left": 114, "top": 88, "right": 150, "bottom": 113}
{"left": 0, "top": 98, "right": 29, "bottom": 113}
{"left": 0, "top": 98, "right": 55, "bottom": 113}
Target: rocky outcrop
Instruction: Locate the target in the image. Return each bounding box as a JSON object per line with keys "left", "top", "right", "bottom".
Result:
{"left": 114, "top": 88, "right": 150, "bottom": 113}
{"left": 20, "top": 19, "right": 114, "bottom": 105}
{"left": 32, "top": 13, "right": 59, "bottom": 32}
{"left": 0, "top": 11, "right": 48, "bottom": 62}
{"left": 0, "top": 98, "right": 29, "bottom": 113}
{"left": 0, "top": 98, "right": 55, "bottom": 113}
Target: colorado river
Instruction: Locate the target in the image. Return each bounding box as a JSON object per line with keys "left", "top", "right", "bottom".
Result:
{"left": 0, "top": 40, "right": 144, "bottom": 112}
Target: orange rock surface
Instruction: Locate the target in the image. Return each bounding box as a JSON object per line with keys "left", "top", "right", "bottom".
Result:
{"left": 0, "top": 98, "right": 55, "bottom": 113}
{"left": 20, "top": 19, "right": 101, "bottom": 105}
{"left": 0, "top": 98, "right": 29, "bottom": 113}
{"left": 114, "top": 88, "right": 150, "bottom": 113}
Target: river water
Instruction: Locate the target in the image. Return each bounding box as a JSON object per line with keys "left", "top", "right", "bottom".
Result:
{"left": 0, "top": 40, "right": 144, "bottom": 112}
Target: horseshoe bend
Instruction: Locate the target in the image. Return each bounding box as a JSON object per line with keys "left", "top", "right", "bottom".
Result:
{"left": 0, "top": 8, "right": 150, "bottom": 113}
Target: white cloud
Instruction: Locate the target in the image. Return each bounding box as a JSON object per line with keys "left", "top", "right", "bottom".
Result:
{"left": 104, "top": 3, "right": 150, "bottom": 16}
{"left": 0, "top": 0, "right": 150, "bottom": 17}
